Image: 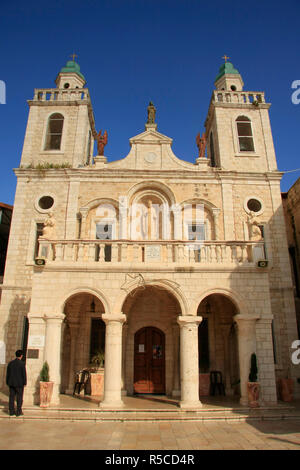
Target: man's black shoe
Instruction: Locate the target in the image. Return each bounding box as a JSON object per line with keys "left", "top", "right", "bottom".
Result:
{"left": 16, "top": 411, "right": 24, "bottom": 417}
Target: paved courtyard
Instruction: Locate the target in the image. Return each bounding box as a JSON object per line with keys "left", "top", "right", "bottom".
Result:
{"left": 0, "top": 418, "right": 300, "bottom": 450}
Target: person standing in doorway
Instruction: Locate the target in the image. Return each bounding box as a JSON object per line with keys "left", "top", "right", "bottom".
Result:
{"left": 6, "top": 350, "right": 27, "bottom": 416}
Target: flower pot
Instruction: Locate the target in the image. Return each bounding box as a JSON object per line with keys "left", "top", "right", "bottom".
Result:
{"left": 247, "top": 382, "right": 260, "bottom": 408}
{"left": 40, "top": 381, "right": 54, "bottom": 408}
{"left": 90, "top": 369, "right": 104, "bottom": 396}
{"left": 278, "top": 378, "right": 293, "bottom": 402}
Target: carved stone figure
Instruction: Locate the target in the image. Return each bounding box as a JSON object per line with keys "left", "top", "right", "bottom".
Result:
{"left": 141, "top": 200, "right": 158, "bottom": 239}
{"left": 93, "top": 129, "right": 108, "bottom": 156}
{"left": 248, "top": 211, "right": 262, "bottom": 241}
{"left": 147, "top": 101, "right": 156, "bottom": 124}
{"left": 42, "top": 212, "right": 56, "bottom": 239}
{"left": 196, "top": 132, "right": 207, "bottom": 158}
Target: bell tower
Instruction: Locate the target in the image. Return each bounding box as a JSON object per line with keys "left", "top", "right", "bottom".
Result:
{"left": 204, "top": 58, "right": 277, "bottom": 172}
{"left": 19, "top": 58, "right": 95, "bottom": 169}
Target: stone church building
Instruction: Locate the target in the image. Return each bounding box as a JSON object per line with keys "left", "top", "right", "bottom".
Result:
{"left": 0, "top": 59, "right": 298, "bottom": 409}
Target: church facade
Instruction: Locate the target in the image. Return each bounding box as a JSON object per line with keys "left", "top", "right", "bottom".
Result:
{"left": 0, "top": 59, "right": 298, "bottom": 408}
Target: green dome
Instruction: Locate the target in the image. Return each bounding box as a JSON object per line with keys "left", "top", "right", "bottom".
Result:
{"left": 60, "top": 60, "right": 85, "bottom": 81}
{"left": 215, "top": 62, "right": 240, "bottom": 82}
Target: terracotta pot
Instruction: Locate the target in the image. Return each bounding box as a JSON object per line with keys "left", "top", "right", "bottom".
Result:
{"left": 40, "top": 381, "right": 54, "bottom": 408}
{"left": 90, "top": 369, "right": 104, "bottom": 396}
{"left": 278, "top": 378, "right": 293, "bottom": 402}
{"left": 247, "top": 382, "right": 260, "bottom": 408}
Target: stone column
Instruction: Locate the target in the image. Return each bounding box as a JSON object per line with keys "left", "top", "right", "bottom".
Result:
{"left": 212, "top": 209, "right": 220, "bottom": 240}
{"left": 79, "top": 208, "right": 88, "bottom": 239}
{"left": 172, "top": 323, "right": 180, "bottom": 397}
{"left": 234, "top": 314, "right": 260, "bottom": 405}
{"left": 119, "top": 196, "right": 128, "bottom": 240}
{"left": 44, "top": 313, "right": 65, "bottom": 405}
{"left": 23, "top": 315, "right": 46, "bottom": 406}
{"left": 100, "top": 313, "right": 126, "bottom": 408}
{"left": 66, "top": 321, "right": 80, "bottom": 394}
{"left": 177, "top": 315, "right": 203, "bottom": 409}
{"left": 121, "top": 323, "right": 128, "bottom": 395}
{"left": 173, "top": 206, "right": 182, "bottom": 240}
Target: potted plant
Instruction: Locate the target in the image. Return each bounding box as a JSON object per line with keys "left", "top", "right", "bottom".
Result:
{"left": 39, "top": 361, "right": 54, "bottom": 408}
{"left": 91, "top": 350, "right": 105, "bottom": 370}
{"left": 90, "top": 350, "right": 105, "bottom": 396}
{"left": 247, "top": 353, "right": 260, "bottom": 408}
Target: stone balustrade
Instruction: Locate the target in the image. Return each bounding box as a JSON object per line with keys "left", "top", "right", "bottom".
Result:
{"left": 37, "top": 239, "right": 266, "bottom": 267}
{"left": 213, "top": 90, "right": 265, "bottom": 105}
{"left": 33, "top": 88, "right": 90, "bottom": 102}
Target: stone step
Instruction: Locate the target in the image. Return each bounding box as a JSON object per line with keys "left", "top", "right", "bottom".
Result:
{"left": 1, "top": 406, "right": 299, "bottom": 423}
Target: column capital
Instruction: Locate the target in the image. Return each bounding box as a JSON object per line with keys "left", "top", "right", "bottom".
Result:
{"left": 234, "top": 314, "right": 260, "bottom": 323}
{"left": 44, "top": 313, "right": 65, "bottom": 323}
{"left": 101, "top": 313, "right": 126, "bottom": 325}
{"left": 177, "top": 315, "right": 202, "bottom": 328}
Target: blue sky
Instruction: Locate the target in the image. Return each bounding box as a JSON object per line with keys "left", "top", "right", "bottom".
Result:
{"left": 0, "top": 0, "right": 299, "bottom": 205}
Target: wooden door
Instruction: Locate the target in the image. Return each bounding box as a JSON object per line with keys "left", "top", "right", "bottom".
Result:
{"left": 134, "top": 327, "right": 165, "bottom": 394}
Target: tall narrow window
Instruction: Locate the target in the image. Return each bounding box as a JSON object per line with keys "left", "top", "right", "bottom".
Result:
{"left": 96, "top": 223, "right": 112, "bottom": 261}
{"left": 86, "top": 130, "right": 92, "bottom": 165}
{"left": 198, "top": 318, "right": 210, "bottom": 372}
{"left": 209, "top": 132, "right": 216, "bottom": 167}
{"left": 236, "top": 116, "right": 254, "bottom": 152}
{"left": 34, "top": 223, "right": 44, "bottom": 259}
{"left": 45, "top": 113, "right": 64, "bottom": 150}
{"left": 89, "top": 318, "right": 105, "bottom": 363}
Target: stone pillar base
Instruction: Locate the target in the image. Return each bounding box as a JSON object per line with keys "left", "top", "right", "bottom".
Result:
{"left": 94, "top": 155, "right": 107, "bottom": 167}
{"left": 240, "top": 397, "right": 248, "bottom": 406}
{"left": 180, "top": 400, "right": 203, "bottom": 410}
{"left": 99, "top": 399, "right": 125, "bottom": 409}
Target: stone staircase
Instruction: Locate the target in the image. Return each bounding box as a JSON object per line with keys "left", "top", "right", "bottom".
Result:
{"left": 1, "top": 394, "right": 299, "bottom": 423}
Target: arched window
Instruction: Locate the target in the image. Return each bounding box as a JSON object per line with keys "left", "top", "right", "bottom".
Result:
{"left": 45, "top": 113, "right": 64, "bottom": 150}
{"left": 236, "top": 116, "right": 254, "bottom": 152}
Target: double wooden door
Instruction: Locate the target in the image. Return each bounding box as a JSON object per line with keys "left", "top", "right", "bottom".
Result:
{"left": 134, "top": 327, "right": 165, "bottom": 394}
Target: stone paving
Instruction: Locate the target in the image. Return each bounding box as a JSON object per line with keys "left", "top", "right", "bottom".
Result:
{"left": 0, "top": 418, "right": 300, "bottom": 450}
{"left": 1, "top": 392, "right": 300, "bottom": 450}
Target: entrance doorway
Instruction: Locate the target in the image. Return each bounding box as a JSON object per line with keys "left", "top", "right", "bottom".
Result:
{"left": 134, "top": 326, "right": 165, "bottom": 394}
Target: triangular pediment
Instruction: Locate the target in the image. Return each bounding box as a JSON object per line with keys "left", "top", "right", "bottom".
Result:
{"left": 129, "top": 128, "right": 173, "bottom": 146}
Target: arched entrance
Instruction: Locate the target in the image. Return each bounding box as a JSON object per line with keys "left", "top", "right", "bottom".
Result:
{"left": 61, "top": 293, "right": 106, "bottom": 394}
{"left": 134, "top": 326, "right": 165, "bottom": 394}
{"left": 197, "top": 294, "right": 240, "bottom": 397}
{"left": 122, "top": 285, "right": 182, "bottom": 396}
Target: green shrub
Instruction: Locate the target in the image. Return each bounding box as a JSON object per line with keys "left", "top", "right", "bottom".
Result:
{"left": 40, "top": 361, "right": 50, "bottom": 382}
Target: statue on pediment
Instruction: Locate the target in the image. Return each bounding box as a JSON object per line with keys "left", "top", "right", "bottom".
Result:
{"left": 147, "top": 101, "right": 156, "bottom": 124}
{"left": 93, "top": 129, "right": 108, "bottom": 156}
{"left": 196, "top": 132, "right": 207, "bottom": 158}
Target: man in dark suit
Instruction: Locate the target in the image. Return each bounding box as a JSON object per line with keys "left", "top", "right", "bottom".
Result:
{"left": 6, "top": 350, "right": 27, "bottom": 416}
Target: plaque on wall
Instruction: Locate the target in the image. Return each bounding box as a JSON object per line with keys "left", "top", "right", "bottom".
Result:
{"left": 28, "top": 335, "right": 45, "bottom": 348}
{"left": 27, "top": 349, "right": 39, "bottom": 359}
{"left": 0, "top": 341, "right": 5, "bottom": 364}
{"left": 145, "top": 245, "right": 161, "bottom": 262}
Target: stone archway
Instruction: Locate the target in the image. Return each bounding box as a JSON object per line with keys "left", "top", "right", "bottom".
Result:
{"left": 122, "top": 285, "right": 181, "bottom": 397}
{"left": 61, "top": 292, "right": 105, "bottom": 394}
{"left": 197, "top": 294, "right": 240, "bottom": 397}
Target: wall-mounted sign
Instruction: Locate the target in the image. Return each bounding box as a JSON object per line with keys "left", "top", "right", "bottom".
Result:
{"left": 0, "top": 341, "right": 5, "bottom": 364}
{"left": 138, "top": 344, "right": 145, "bottom": 353}
{"left": 28, "top": 335, "right": 45, "bottom": 348}
{"left": 27, "top": 349, "right": 39, "bottom": 359}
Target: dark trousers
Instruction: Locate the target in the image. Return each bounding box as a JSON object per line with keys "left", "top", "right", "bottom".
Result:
{"left": 9, "top": 386, "right": 24, "bottom": 414}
